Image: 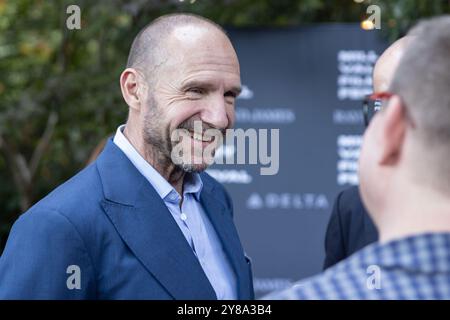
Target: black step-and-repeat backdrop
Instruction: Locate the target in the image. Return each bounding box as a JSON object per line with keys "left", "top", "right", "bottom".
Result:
{"left": 206, "top": 24, "right": 387, "bottom": 297}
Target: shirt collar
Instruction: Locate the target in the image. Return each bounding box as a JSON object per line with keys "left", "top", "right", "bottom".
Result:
{"left": 183, "top": 171, "right": 203, "bottom": 201}
{"left": 113, "top": 125, "right": 203, "bottom": 201}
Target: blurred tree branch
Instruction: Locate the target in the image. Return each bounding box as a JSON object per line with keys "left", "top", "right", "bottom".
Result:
{"left": 0, "top": 111, "right": 58, "bottom": 211}
{"left": 29, "top": 111, "right": 58, "bottom": 180}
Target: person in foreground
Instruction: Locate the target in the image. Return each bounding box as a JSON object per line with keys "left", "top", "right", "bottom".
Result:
{"left": 323, "top": 36, "right": 413, "bottom": 269}
{"left": 0, "top": 13, "right": 254, "bottom": 299}
{"left": 266, "top": 15, "right": 450, "bottom": 300}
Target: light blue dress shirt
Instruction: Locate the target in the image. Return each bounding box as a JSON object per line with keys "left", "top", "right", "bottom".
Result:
{"left": 113, "top": 125, "right": 237, "bottom": 299}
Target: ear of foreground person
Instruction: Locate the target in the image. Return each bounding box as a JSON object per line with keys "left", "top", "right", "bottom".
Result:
{"left": 265, "top": 15, "right": 450, "bottom": 300}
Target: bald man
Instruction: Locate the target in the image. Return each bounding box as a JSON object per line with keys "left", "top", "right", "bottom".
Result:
{"left": 0, "top": 14, "right": 254, "bottom": 299}
{"left": 323, "top": 37, "right": 411, "bottom": 269}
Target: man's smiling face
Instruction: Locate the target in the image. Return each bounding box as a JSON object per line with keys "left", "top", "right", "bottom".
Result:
{"left": 142, "top": 24, "right": 241, "bottom": 172}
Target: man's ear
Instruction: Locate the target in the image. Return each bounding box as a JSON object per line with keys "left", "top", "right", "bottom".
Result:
{"left": 120, "top": 68, "right": 146, "bottom": 112}
{"left": 377, "top": 95, "right": 406, "bottom": 166}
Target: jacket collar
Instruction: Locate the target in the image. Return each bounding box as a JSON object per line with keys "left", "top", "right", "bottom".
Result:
{"left": 95, "top": 139, "right": 251, "bottom": 299}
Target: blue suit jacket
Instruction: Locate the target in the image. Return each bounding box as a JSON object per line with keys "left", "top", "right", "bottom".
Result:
{"left": 323, "top": 186, "right": 378, "bottom": 270}
{"left": 0, "top": 140, "right": 254, "bottom": 299}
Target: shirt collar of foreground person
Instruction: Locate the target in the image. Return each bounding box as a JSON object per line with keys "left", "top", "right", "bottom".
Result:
{"left": 264, "top": 232, "right": 450, "bottom": 300}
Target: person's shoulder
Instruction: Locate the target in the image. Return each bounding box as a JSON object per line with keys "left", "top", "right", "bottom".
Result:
{"left": 27, "top": 162, "right": 104, "bottom": 223}
{"left": 268, "top": 247, "right": 381, "bottom": 300}
{"left": 335, "top": 186, "right": 368, "bottom": 218}
{"left": 7, "top": 163, "right": 109, "bottom": 253}
{"left": 338, "top": 186, "right": 362, "bottom": 206}
{"left": 0, "top": 201, "right": 97, "bottom": 299}
{"left": 10, "top": 205, "right": 81, "bottom": 241}
{"left": 301, "top": 255, "right": 372, "bottom": 299}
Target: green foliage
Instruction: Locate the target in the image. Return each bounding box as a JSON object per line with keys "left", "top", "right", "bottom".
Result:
{"left": 0, "top": 0, "right": 448, "bottom": 249}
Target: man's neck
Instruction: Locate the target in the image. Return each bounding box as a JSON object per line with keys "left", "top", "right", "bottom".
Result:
{"left": 378, "top": 183, "right": 450, "bottom": 243}
{"left": 123, "top": 125, "right": 185, "bottom": 195}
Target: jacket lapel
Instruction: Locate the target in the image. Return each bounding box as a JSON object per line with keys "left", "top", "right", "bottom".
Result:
{"left": 96, "top": 140, "right": 216, "bottom": 299}
{"left": 200, "top": 184, "right": 252, "bottom": 299}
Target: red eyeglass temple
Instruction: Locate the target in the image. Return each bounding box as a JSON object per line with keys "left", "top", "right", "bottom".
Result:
{"left": 368, "top": 92, "right": 394, "bottom": 100}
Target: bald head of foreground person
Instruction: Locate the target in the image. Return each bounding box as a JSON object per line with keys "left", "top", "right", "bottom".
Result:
{"left": 373, "top": 36, "right": 413, "bottom": 92}
{"left": 322, "top": 36, "right": 414, "bottom": 271}
{"left": 0, "top": 13, "right": 254, "bottom": 300}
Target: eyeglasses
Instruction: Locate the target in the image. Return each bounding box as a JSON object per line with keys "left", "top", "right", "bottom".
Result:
{"left": 363, "top": 92, "right": 393, "bottom": 127}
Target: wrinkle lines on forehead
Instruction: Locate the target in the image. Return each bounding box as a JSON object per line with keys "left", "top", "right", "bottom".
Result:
{"left": 160, "top": 46, "right": 240, "bottom": 90}
{"left": 180, "top": 63, "right": 241, "bottom": 76}
{"left": 165, "top": 38, "right": 239, "bottom": 67}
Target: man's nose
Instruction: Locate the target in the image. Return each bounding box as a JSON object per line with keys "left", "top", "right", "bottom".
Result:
{"left": 200, "top": 95, "right": 230, "bottom": 129}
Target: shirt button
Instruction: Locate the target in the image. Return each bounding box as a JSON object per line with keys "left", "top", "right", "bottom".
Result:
{"left": 180, "top": 213, "right": 187, "bottom": 221}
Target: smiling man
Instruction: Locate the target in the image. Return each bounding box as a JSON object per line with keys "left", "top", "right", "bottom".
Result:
{"left": 0, "top": 13, "right": 254, "bottom": 300}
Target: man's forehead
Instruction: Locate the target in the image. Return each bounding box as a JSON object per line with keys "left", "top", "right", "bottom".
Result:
{"left": 181, "top": 52, "right": 240, "bottom": 69}
{"left": 155, "top": 23, "right": 240, "bottom": 80}
{"left": 164, "top": 41, "right": 240, "bottom": 74}
{"left": 170, "top": 24, "right": 211, "bottom": 43}
{"left": 166, "top": 24, "right": 236, "bottom": 57}
{"left": 177, "top": 58, "right": 240, "bottom": 88}
{"left": 175, "top": 63, "right": 241, "bottom": 93}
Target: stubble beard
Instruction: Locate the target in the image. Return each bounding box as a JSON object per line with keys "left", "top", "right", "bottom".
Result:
{"left": 142, "top": 97, "right": 209, "bottom": 174}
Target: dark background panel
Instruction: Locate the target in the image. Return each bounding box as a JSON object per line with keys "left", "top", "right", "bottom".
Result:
{"left": 208, "top": 24, "right": 387, "bottom": 297}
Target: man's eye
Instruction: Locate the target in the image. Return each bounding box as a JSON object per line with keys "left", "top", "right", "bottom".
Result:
{"left": 224, "top": 91, "right": 237, "bottom": 104}
{"left": 224, "top": 91, "right": 237, "bottom": 98}
{"left": 187, "top": 88, "right": 204, "bottom": 95}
